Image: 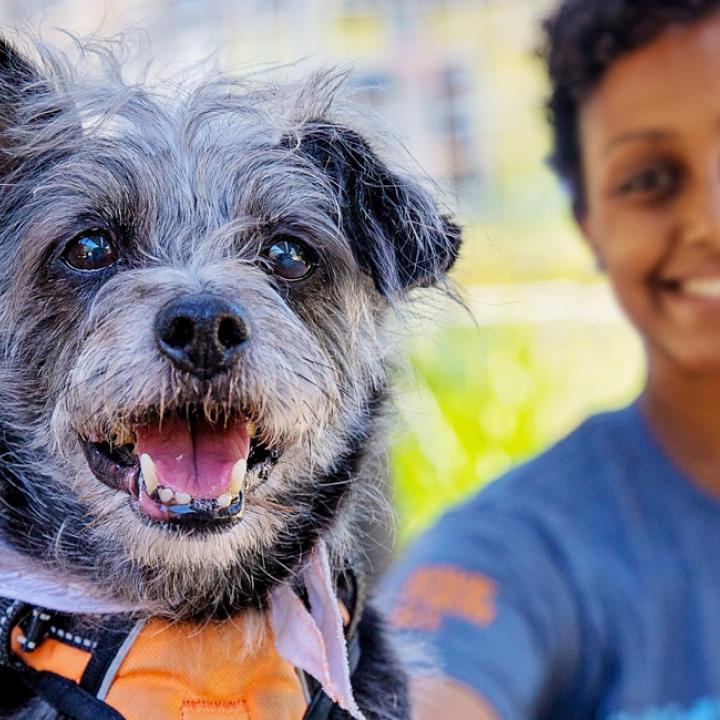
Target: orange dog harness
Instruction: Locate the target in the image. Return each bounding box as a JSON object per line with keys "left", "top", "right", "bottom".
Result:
{"left": 0, "top": 585, "right": 361, "bottom": 720}
{"left": 11, "top": 615, "right": 307, "bottom": 720}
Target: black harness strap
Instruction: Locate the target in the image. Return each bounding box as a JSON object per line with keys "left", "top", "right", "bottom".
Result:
{"left": 0, "top": 598, "right": 127, "bottom": 720}
{"left": 77, "top": 617, "right": 138, "bottom": 695}
{"left": 17, "top": 667, "right": 126, "bottom": 720}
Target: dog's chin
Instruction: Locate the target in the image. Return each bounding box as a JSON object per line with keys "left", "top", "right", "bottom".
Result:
{"left": 79, "top": 406, "right": 280, "bottom": 535}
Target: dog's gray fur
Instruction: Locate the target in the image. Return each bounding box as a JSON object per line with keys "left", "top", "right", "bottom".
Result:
{"left": 0, "top": 36, "right": 461, "bottom": 720}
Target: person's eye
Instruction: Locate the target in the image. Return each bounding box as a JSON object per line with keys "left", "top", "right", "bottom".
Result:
{"left": 616, "top": 163, "right": 681, "bottom": 200}
{"left": 62, "top": 231, "right": 119, "bottom": 272}
{"left": 261, "top": 237, "right": 318, "bottom": 281}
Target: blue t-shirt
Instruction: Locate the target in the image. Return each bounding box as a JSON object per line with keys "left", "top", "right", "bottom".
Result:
{"left": 380, "top": 403, "right": 720, "bottom": 720}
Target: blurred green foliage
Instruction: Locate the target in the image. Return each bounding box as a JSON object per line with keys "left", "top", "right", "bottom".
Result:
{"left": 391, "top": 313, "right": 644, "bottom": 544}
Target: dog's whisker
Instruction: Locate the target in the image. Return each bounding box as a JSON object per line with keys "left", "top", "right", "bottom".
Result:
{"left": 245, "top": 497, "right": 295, "bottom": 513}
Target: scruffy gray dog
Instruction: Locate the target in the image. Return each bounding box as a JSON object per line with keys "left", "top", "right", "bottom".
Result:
{"left": 0, "top": 35, "right": 460, "bottom": 720}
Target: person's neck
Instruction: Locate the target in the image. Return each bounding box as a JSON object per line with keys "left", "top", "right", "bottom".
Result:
{"left": 642, "top": 362, "right": 720, "bottom": 497}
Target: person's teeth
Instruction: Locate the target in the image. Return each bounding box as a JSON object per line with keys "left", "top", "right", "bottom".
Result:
{"left": 175, "top": 491, "right": 192, "bottom": 506}
{"left": 229, "top": 458, "right": 247, "bottom": 496}
{"left": 158, "top": 487, "right": 174, "bottom": 504}
{"left": 682, "top": 278, "right": 720, "bottom": 298}
{"left": 140, "top": 454, "right": 158, "bottom": 495}
{"left": 246, "top": 421, "right": 256, "bottom": 438}
{"left": 216, "top": 492, "right": 232, "bottom": 508}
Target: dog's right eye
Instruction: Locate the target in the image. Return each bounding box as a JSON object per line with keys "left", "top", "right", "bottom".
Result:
{"left": 62, "top": 231, "right": 119, "bottom": 272}
{"left": 262, "top": 237, "right": 317, "bottom": 282}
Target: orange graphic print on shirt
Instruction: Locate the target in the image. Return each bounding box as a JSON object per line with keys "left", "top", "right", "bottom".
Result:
{"left": 390, "top": 565, "right": 497, "bottom": 631}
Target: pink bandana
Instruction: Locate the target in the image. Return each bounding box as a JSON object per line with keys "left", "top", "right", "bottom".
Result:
{"left": 270, "top": 542, "right": 365, "bottom": 719}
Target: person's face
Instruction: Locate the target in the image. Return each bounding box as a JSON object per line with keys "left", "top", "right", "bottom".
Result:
{"left": 580, "top": 11, "right": 720, "bottom": 376}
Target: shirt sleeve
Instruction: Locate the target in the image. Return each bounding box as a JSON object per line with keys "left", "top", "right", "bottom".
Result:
{"left": 379, "top": 496, "right": 588, "bottom": 720}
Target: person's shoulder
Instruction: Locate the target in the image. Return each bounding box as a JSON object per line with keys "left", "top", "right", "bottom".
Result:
{"left": 414, "top": 403, "right": 645, "bottom": 548}
{"left": 386, "top": 404, "right": 640, "bottom": 576}
{"left": 467, "top": 404, "right": 634, "bottom": 509}
{"left": 380, "top": 406, "right": 643, "bottom": 618}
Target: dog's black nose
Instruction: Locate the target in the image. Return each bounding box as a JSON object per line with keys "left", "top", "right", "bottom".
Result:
{"left": 155, "top": 293, "right": 250, "bottom": 379}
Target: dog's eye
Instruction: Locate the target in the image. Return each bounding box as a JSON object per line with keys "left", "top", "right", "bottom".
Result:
{"left": 62, "top": 231, "right": 118, "bottom": 272}
{"left": 263, "top": 238, "right": 317, "bottom": 281}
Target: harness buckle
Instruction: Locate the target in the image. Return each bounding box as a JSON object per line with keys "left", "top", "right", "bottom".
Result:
{"left": 17, "top": 607, "right": 54, "bottom": 653}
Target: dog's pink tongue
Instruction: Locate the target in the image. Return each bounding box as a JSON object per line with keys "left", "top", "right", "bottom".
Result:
{"left": 135, "top": 417, "right": 250, "bottom": 498}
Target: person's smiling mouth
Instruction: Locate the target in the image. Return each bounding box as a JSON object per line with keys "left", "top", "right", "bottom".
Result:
{"left": 656, "top": 274, "right": 720, "bottom": 303}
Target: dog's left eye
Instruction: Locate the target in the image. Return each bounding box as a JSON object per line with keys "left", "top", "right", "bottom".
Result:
{"left": 62, "top": 231, "right": 118, "bottom": 272}
{"left": 263, "top": 238, "right": 317, "bottom": 281}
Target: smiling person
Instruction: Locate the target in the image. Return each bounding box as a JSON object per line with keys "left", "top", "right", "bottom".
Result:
{"left": 381, "top": 1, "right": 720, "bottom": 718}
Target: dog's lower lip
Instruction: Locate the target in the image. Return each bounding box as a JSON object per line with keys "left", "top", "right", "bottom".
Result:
{"left": 137, "top": 473, "right": 246, "bottom": 525}
{"left": 83, "top": 440, "right": 138, "bottom": 493}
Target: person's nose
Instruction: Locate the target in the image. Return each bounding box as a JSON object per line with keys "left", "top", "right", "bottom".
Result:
{"left": 678, "top": 163, "right": 720, "bottom": 247}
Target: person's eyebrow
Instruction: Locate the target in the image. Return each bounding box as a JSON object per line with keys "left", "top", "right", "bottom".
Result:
{"left": 603, "top": 129, "right": 674, "bottom": 156}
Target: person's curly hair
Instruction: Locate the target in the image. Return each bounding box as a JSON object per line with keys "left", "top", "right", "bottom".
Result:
{"left": 542, "top": 0, "right": 720, "bottom": 213}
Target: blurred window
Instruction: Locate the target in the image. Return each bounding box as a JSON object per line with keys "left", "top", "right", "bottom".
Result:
{"left": 348, "top": 71, "right": 396, "bottom": 109}
{"left": 341, "top": 0, "right": 381, "bottom": 14}
{"left": 436, "top": 63, "right": 482, "bottom": 202}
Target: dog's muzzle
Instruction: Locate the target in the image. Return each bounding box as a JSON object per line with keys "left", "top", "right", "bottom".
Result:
{"left": 78, "top": 292, "right": 280, "bottom": 531}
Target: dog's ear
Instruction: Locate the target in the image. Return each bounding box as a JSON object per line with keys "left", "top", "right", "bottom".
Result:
{"left": 0, "top": 37, "right": 43, "bottom": 103}
{"left": 281, "top": 121, "right": 462, "bottom": 296}
{"left": 0, "top": 37, "right": 52, "bottom": 132}
{"left": 0, "top": 37, "right": 69, "bottom": 176}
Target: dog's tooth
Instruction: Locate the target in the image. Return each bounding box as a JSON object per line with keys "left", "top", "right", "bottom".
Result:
{"left": 175, "top": 491, "right": 192, "bottom": 506}
{"left": 229, "top": 458, "right": 247, "bottom": 497}
{"left": 158, "top": 487, "right": 174, "bottom": 504}
{"left": 216, "top": 492, "right": 232, "bottom": 509}
{"left": 140, "top": 454, "right": 158, "bottom": 495}
{"left": 246, "top": 421, "right": 256, "bottom": 438}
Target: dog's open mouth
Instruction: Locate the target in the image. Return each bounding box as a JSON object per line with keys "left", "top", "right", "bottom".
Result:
{"left": 81, "top": 409, "right": 278, "bottom": 528}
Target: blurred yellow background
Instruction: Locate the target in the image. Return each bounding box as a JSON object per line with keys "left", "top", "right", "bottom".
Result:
{"left": 0, "top": 0, "right": 645, "bottom": 543}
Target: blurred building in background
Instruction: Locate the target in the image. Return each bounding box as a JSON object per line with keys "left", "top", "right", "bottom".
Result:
{"left": 0, "top": 0, "right": 645, "bottom": 541}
